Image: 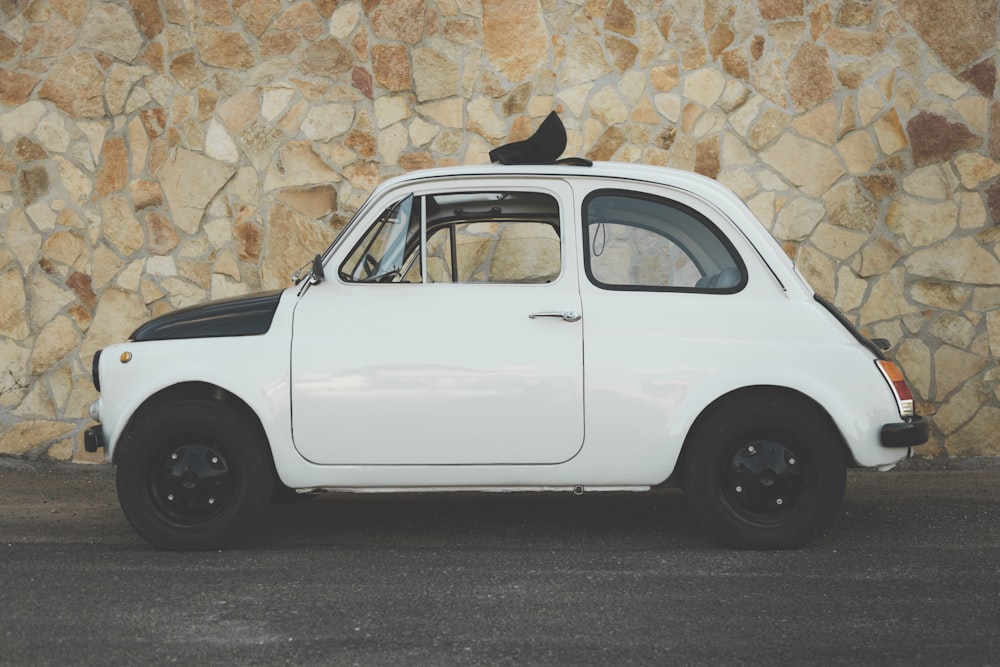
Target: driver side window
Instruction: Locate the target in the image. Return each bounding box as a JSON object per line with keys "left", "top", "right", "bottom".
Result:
{"left": 339, "top": 191, "right": 561, "bottom": 285}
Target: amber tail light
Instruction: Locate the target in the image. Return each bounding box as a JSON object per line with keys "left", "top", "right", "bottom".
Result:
{"left": 876, "top": 360, "right": 915, "bottom": 418}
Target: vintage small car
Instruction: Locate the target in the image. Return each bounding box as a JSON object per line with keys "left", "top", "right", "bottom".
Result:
{"left": 86, "top": 114, "right": 928, "bottom": 550}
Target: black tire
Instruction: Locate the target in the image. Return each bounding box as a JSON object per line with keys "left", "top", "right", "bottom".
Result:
{"left": 116, "top": 399, "right": 273, "bottom": 550}
{"left": 683, "top": 392, "right": 847, "bottom": 549}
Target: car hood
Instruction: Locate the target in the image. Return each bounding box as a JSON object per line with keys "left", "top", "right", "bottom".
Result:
{"left": 130, "top": 290, "right": 284, "bottom": 341}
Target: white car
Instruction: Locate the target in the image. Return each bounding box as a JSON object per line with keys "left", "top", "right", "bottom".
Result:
{"left": 86, "top": 114, "right": 928, "bottom": 550}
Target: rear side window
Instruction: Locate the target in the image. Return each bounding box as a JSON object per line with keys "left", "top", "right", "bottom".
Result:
{"left": 583, "top": 190, "right": 745, "bottom": 292}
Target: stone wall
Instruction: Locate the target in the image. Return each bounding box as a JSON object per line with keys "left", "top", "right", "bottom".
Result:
{"left": 1, "top": 0, "right": 999, "bottom": 462}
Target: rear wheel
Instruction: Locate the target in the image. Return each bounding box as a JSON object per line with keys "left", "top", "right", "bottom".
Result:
{"left": 684, "top": 392, "right": 847, "bottom": 549}
{"left": 116, "top": 399, "right": 273, "bottom": 550}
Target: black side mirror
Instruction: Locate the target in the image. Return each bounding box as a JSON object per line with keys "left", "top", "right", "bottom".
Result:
{"left": 310, "top": 254, "right": 326, "bottom": 284}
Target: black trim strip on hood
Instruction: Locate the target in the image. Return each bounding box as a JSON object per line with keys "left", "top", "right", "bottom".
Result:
{"left": 130, "top": 290, "right": 284, "bottom": 341}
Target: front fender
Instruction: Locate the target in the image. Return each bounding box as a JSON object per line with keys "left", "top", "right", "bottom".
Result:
{"left": 96, "top": 336, "right": 292, "bottom": 462}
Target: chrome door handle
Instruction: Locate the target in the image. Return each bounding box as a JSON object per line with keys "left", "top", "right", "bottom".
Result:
{"left": 529, "top": 310, "right": 582, "bottom": 322}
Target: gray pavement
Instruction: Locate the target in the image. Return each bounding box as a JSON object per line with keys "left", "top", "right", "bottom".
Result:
{"left": 1, "top": 457, "right": 999, "bottom": 665}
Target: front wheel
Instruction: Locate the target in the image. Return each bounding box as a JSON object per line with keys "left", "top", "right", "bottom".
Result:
{"left": 684, "top": 392, "right": 847, "bottom": 549}
{"left": 116, "top": 399, "right": 273, "bottom": 550}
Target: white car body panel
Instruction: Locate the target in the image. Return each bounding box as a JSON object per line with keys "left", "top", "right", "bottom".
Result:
{"left": 93, "top": 162, "right": 916, "bottom": 494}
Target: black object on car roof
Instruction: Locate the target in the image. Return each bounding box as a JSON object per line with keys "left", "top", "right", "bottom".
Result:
{"left": 488, "top": 112, "right": 593, "bottom": 167}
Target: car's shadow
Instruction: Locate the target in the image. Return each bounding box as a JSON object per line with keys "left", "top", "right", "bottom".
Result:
{"left": 251, "top": 488, "right": 706, "bottom": 550}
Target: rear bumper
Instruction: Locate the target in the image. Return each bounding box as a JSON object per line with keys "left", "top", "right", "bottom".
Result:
{"left": 880, "top": 416, "right": 929, "bottom": 448}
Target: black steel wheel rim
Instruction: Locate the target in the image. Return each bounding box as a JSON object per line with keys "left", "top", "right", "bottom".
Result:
{"left": 147, "top": 439, "right": 237, "bottom": 526}
{"left": 717, "top": 435, "right": 815, "bottom": 525}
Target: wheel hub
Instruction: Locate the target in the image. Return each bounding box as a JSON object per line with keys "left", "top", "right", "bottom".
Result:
{"left": 726, "top": 440, "right": 804, "bottom": 515}
{"left": 151, "top": 444, "right": 234, "bottom": 524}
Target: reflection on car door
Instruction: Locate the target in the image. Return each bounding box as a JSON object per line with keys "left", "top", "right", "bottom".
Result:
{"left": 290, "top": 179, "right": 585, "bottom": 466}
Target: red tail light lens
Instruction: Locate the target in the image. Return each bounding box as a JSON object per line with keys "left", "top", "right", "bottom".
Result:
{"left": 876, "top": 360, "right": 914, "bottom": 417}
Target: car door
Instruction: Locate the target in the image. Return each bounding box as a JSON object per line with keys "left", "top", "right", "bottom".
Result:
{"left": 289, "top": 178, "right": 584, "bottom": 466}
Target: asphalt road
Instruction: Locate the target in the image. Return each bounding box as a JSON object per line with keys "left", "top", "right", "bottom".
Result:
{"left": 1, "top": 459, "right": 998, "bottom": 666}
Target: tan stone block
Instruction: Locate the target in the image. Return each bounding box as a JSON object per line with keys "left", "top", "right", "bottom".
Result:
{"left": 42, "top": 231, "right": 88, "bottom": 271}
{"left": 413, "top": 47, "right": 459, "bottom": 102}
{"left": 791, "top": 102, "right": 837, "bottom": 145}
{"left": 116, "top": 260, "right": 144, "bottom": 292}
{"left": 0, "top": 269, "right": 29, "bottom": 340}
{"left": 958, "top": 192, "right": 987, "bottom": 230}
{"left": 47, "top": 364, "right": 73, "bottom": 412}
{"left": 263, "top": 142, "right": 340, "bottom": 192}
{"left": 89, "top": 248, "right": 122, "bottom": 293}
{"left": 418, "top": 98, "right": 463, "bottom": 129}
{"left": 213, "top": 249, "right": 241, "bottom": 281}
{"left": 481, "top": 0, "right": 547, "bottom": 82}
{"left": 987, "top": 309, "right": 1000, "bottom": 360}
{"left": 216, "top": 88, "right": 259, "bottom": 134}
{"left": 760, "top": 134, "right": 843, "bottom": 196}
{"left": 750, "top": 54, "right": 785, "bottom": 106}
{"left": 0, "top": 421, "right": 76, "bottom": 456}
{"left": 27, "top": 271, "right": 75, "bottom": 329}
{"left": 933, "top": 383, "right": 981, "bottom": 434}
{"left": 100, "top": 196, "right": 145, "bottom": 257}
{"left": 834, "top": 265, "right": 866, "bottom": 313}
{"left": 836, "top": 131, "right": 877, "bottom": 173}
{"left": 372, "top": 96, "right": 409, "bottom": 129}
{"left": 910, "top": 281, "right": 970, "bottom": 310}
{"left": 787, "top": 42, "right": 835, "bottom": 112}
{"left": 0, "top": 70, "right": 41, "bottom": 107}
{"left": 302, "top": 104, "right": 356, "bottom": 142}
{"left": 859, "top": 268, "right": 919, "bottom": 325}
{"left": 934, "top": 345, "right": 987, "bottom": 399}
{"left": 178, "top": 259, "right": 212, "bottom": 290}
{"left": 343, "top": 161, "right": 381, "bottom": 192}
{"left": 372, "top": 0, "right": 426, "bottom": 44}
{"left": 300, "top": 37, "right": 354, "bottom": 78}
{"left": 235, "top": 0, "right": 280, "bottom": 36}
{"left": 902, "top": 165, "right": 956, "bottom": 200}
{"left": 144, "top": 212, "right": 181, "bottom": 256}
{"left": 929, "top": 312, "right": 976, "bottom": 349}
{"left": 377, "top": 123, "right": 408, "bottom": 166}
{"left": 873, "top": 109, "right": 908, "bottom": 155}
{"left": 886, "top": 196, "right": 957, "bottom": 247}
{"left": 584, "top": 86, "right": 625, "bottom": 127}
{"left": 198, "top": 27, "right": 254, "bottom": 69}
{"left": 161, "top": 277, "right": 207, "bottom": 309}
{"left": 94, "top": 137, "right": 128, "bottom": 201}
{"left": 276, "top": 185, "right": 338, "bottom": 219}
{"left": 372, "top": 44, "right": 411, "bottom": 92}
{"left": 747, "top": 108, "right": 787, "bottom": 150}
{"left": 823, "top": 181, "right": 878, "bottom": 232}
{"left": 946, "top": 405, "right": 1000, "bottom": 456}
{"left": 158, "top": 149, "right": 236, "bottom": 234}
{"left": 811, "top": 223, "right": 867, "bottom": 260}
{"left": 954, "top": 154, "right": 1000, "bottom": 189}
{"left": 562, "top": 34, "right": 613, "bottom": 86}
{"left": 954, "top": 97, "right": 989, "bottom": 136}
{"left": 606, "top": 34, "right": 638, "bottom": 73}
{"left": 899, "top": 0, "right": 995, "bottom": 72}
{"left": 824, "top": 27, "right": 888, "bottom": 56}
{"left": 29, "top": 316, "right": 78, "bottom": 375}
{"left": 859, "top": 173, "right": 896, "bottom": 201}
{"left": 79, "top": 2, "right": 144, "bottom": 62}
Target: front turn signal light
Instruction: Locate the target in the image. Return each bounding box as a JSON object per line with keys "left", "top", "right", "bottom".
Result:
{"left": 876, "top": 360, "right": 915, "bottom": 418}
